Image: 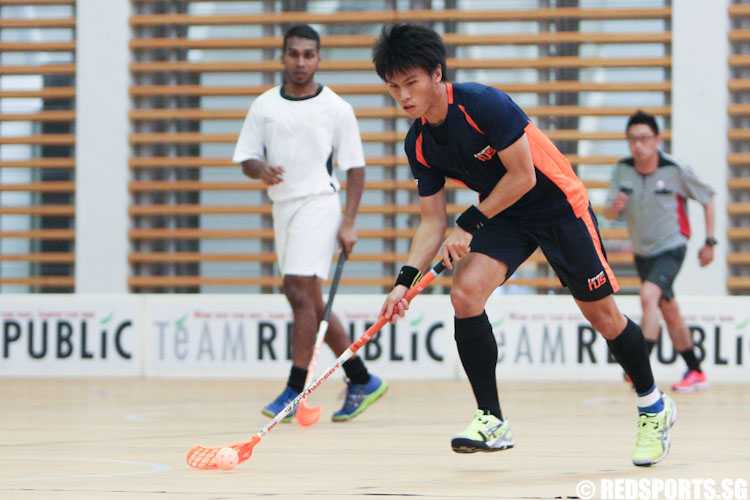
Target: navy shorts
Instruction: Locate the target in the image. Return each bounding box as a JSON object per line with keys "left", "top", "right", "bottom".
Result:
{"left": 470, "top": 205, "right": 620, "bottom": 301}
{"left": 634, "top": 245, "right": 686, "bottom": 301}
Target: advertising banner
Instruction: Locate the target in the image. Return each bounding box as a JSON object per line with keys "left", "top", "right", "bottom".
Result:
{"left": 484, "top": 295, "right": 750, "bottom": 382}
{"left": 2, "top": 293, "right": 747, "bottom": 382}
{"left": 144, "top": 295, "right": 457, "bottom": 379}
{"left": 0, "top": 295, "right": 141, "bottom": 376}
{"left": 145, "top": 294, "right": 749, "bottom": 382}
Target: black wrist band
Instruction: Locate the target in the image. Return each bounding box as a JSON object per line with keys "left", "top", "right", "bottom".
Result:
{"left": 705, "top": 237, "right": 717, "bottom": 247}
{"left": 456, "top": 205, "right": 490, "bottom": 235}
{"left": 395, "top": 265, "right": 422, "bottom": 288}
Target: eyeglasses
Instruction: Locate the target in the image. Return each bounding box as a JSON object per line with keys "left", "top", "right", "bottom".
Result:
{"left": 626, "top": 134, "right": 657, "bottom": 144}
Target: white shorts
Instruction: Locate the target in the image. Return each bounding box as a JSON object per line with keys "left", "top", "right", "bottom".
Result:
{"left": 272, "top": 193, "right": 341, "bottom": 279}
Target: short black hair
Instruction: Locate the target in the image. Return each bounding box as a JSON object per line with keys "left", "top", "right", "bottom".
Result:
{"left": 283, "top": 24, "right": 320, "bottom": 52}
{"left": 372, "top": 23, "right": 447, "bottom": 81}
{"left": 626, "top": 110, "right": 659, "bottom": 135}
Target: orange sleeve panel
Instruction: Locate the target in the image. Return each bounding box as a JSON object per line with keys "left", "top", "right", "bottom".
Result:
{"left": 524, "top": 121, "right": 590, "bottom": 218}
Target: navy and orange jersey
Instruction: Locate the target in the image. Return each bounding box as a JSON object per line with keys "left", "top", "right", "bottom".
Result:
{"left": 404, "top": 82, "right": 590, "bottom": 225}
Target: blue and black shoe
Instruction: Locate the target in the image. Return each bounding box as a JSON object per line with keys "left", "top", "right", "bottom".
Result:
{"left": 331, "top": 374, "right": 388, "bottom": 422}
{"left": 261, "top": 386, "right": 299, "bottom": 423}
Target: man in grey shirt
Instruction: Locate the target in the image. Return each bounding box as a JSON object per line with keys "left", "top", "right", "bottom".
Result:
{"left": 605, "top": 110, "right": 716, "bottom": 392}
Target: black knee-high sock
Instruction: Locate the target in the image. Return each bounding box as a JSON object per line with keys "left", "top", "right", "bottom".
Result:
{"left": 680, "top": 349, "right": 702, "bottom": 372}
{"left": 342, "top": 356, "right": 370, "bottom": 385}
{"left": 646, "top": 339, "right": 657, "bottom": 356}
{"left": 607, "top": 317, "right": 655, "bottom": 394}
{"left": 287, "top": 365, "right": 307, "bottom": 393}
{"left": 455, "top": 312, "right": 502, "bottom": 420}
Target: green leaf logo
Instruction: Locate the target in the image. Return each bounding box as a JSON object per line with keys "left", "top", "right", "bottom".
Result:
{"left": 491, "top": 316, "right": 506, "bottom": 329}
{"left": 176, "top": 313, "right": 188, "bottom": 327}
{"left": 100, "top": 313, "right": 113, "bottom": 325}
{"left": 738, "top": 319, "right": 749, "bottom": 330}
{"left": 410, "top": 313, "right": 425, "bottom": 327}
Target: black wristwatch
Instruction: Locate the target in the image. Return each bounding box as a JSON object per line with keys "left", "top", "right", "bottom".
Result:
{"left": 705, "top": 237, "right": 718, "bottom": 247}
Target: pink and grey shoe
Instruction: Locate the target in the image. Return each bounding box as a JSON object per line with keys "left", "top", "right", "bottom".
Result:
{"left": 672, "top": 370, "right": 709, "bottom": 392}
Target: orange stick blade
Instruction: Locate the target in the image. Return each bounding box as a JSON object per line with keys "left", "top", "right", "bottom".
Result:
{"left": 186, "top": 435, "right": 261, "bottom": 470}
{"left": 296, "top": 399, "right": 323, "bottom": 426}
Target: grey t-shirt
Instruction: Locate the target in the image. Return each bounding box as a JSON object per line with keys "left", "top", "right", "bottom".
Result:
{"left": 606, "top": 152, "right": 714, "bottom": 257}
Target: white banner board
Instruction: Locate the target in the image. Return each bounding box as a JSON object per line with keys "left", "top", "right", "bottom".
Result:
{"left": 1, "top": 294, "right": 747, "bottom": 382}
{"left": 143, "top": 295, "right": 457, "bottom": 379}
{"left": 485, "top": 295, "right": 749, "bottom": 382}
{"left": 0, "top": 296, "right": 141, "bottom": 376}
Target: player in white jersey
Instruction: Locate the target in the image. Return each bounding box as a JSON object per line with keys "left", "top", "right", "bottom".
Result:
{"left": 233, "top": 25, "right": 387, "bottom": 422}
{"left": 605, "top": 110, "right": 715, "bottom": 392}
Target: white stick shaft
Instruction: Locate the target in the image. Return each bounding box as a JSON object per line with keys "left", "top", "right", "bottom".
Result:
{"left": 303, "top": 319, "right": 328, "bottom": 388}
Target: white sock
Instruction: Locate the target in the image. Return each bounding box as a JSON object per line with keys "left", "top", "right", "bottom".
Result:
{"left": 637, "top": 386, "right": 663, "bottom": 412}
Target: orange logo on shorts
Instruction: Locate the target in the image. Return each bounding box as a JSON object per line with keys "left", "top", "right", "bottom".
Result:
{"left": 587, "top": 271, "right": 607, "bottom": 291}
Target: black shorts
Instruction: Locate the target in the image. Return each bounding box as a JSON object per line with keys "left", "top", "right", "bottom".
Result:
{"left": 469, "top": 205, "right": 619, "bottom": 301}
{"left": 634, "top": 245, "right": 686, "bottom": 301}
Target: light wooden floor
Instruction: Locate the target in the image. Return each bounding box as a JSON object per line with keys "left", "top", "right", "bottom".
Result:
{"left": 0, "top": 378, "right": 748, "bottom": 499}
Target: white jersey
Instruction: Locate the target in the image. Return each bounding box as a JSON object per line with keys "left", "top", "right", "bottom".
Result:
{"left": 233, "top": 85, "right": 365, "bottom": 203}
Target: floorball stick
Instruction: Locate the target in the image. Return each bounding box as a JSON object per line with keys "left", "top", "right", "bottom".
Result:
{"left": 296, "top": 250, "right": 347, "bottom": 426}
{"left": 186, "top": 260, "right": 447, "bottom": 470}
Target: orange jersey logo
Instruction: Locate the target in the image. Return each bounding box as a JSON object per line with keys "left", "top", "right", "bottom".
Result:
{"left": 473, "top": 145, "right": 497, "bottom": 162}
